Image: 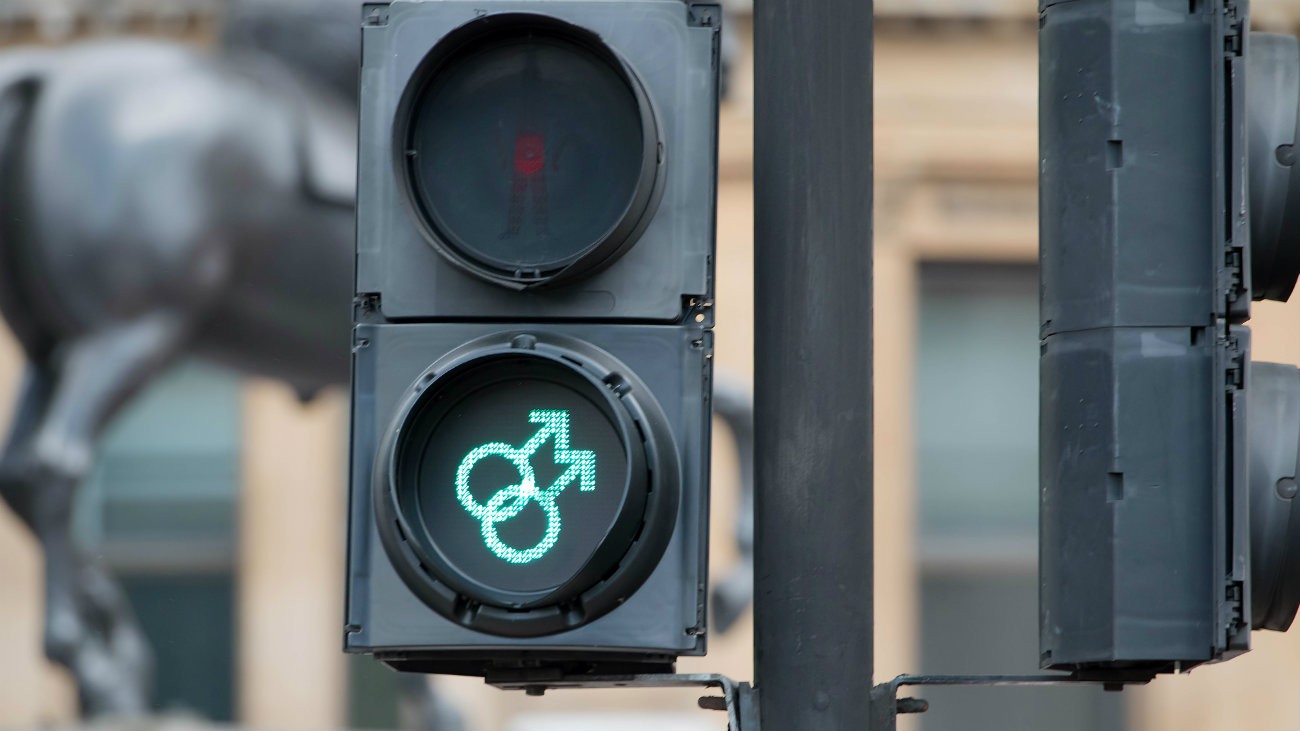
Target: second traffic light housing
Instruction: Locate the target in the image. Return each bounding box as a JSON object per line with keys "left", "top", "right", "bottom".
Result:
{"left": 1041, "top": 0, "right": 1300, "bottom": 677}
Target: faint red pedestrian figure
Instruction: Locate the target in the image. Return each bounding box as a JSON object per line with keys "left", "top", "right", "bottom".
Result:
{"left": 502, "top": 130, "right": 550, "bottom": 238}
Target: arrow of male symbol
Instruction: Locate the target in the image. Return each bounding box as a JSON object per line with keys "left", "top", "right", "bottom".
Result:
{"left": 456, "top": 409, "right": 597, "bottom": 564}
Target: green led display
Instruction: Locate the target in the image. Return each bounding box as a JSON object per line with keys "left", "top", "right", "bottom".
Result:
{"left": 455, "top": 409, "right": 597, "bottom": 564}
{"left": 377, "top": 345, "right": 680, "bottom": 633}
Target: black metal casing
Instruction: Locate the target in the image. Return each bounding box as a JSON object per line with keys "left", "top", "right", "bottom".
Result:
{"left": 346, "top": 0, "right": 720, "bottom": 676}
{"left": 1039, "top": 0, "right": 1251, "bottom": 674}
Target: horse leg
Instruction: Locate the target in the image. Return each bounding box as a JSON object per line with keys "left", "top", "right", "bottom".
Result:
{"left": 0, "top": 314, "right": 188, "bottom": 717}
{"left": 0, "top": 363, "right": 54, "bottom": 459}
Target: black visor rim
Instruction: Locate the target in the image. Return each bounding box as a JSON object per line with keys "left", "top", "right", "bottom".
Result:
{"left": 372, "top": 333, "right": 680, "bottom": 637}
{"left": 394, "top": 13, "right": 663, "bottom": 289}
{"left": 396, "top": 355, "right": 642, "bottom": 608}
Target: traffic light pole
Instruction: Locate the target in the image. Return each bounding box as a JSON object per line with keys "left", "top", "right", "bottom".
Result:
{"left": 754, "top": 0, "right": 874, "bottom": 728}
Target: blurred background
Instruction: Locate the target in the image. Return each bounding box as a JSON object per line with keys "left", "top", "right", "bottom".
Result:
{"left": 1, "top": 1, "right": 1300, "bottom": 730}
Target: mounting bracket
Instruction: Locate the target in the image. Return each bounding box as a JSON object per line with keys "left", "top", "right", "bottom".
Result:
{"left": 869, "top": 672, "right": 1154, "bottom": 731}
{"left": 487, "top": 672, "right": 758, "bottom": 731}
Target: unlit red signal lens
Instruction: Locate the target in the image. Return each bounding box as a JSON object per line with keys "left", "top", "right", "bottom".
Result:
{"left": 400, "top": 16, "right": 662, "bottom": 288}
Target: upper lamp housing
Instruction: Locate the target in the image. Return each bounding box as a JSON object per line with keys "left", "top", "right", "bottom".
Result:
{"left": 357, "top": 0, "right": 720, "bottom": 321}
{"left": 396, "top": 14, "right": 664, "bottom": 289}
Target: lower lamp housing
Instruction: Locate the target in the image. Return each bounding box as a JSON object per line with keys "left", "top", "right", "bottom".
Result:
{"left": 346, "top": 322, "right": 712, "bottom": 676}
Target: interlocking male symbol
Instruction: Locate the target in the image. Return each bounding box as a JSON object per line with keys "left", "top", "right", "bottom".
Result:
{"left": 455, "top": 409, "right": 597, "bottom": 564}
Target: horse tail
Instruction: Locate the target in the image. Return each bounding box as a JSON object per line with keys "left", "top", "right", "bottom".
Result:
{"left": 0, "top": 50, "right": 55, "bottom": 363}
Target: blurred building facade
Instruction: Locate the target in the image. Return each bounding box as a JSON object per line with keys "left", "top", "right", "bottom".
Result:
{"left": 0, "top": 0, "right": 219, "bottom": 41}
{"left": 2, "top": 1, "right": 1300, "bottom": 729}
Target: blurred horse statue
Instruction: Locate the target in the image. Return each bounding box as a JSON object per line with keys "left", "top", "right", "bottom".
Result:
{"left": 0, "top": 0, "right": 752, "bottom": 721}
{"left": 0, "top": 0, "right": 357, "bottom": 716}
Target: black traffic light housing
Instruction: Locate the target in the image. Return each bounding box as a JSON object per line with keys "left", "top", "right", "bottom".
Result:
{"left": 1040, "top": 0, "right": 1251, "bottom": 675}
{"left": 346, "top": 0, "right": 720, "bottom": 677}
{"left": 1041, "top": 0, "right": 1300, "bottom": 677}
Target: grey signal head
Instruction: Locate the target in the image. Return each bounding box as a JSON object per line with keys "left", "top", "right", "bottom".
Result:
{"left": 1248, "top": 33, "right": 1300, "bottom": 302}
{"left": 1249, "top": 362, "right": 1300, "bottom": 631}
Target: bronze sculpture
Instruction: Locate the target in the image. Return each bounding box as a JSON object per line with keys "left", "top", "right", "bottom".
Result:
{"left": 0, "top": 1, "right": 355, "bottom": 715}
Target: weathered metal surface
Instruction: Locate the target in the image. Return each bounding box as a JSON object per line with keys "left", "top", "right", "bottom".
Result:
{"left": 753, "top": 0, "right": 874, "bottom": 727}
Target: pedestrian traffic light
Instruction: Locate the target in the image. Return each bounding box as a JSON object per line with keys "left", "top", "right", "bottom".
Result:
{"left": 1040, "top": 0, "right": 1300, "bottom": 677}
{"left": 345, "top": 0, "right": 720, "bottom": 677}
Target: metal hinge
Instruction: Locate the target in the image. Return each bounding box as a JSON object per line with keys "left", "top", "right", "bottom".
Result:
{"left": 1225, "top": 348, "right": 1245, "bottom": 390}
{"left": 1222, "top": 1, "right": 1244, "bottom": 57}
{"left": 354, "top": 293, "right": 386, "bottom": 325}
{"left": 1223, "top": 580, "right": 1245, "bottom": 634}
{"left": 363, "top": 5, "right": 389, "bottom": 27}
{"left": 688, "top": 3, "right": 722, "bottom": 29}
{"left": 686, "top": 296, "right": 715, "bottom": 326}
{"left": 1224, "top": 247, "right": 1245, "bottom": 305}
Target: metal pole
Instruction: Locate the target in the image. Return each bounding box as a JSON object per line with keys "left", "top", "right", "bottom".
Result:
{"left": 753, "top": 0, "right": 874, "bottom": 728}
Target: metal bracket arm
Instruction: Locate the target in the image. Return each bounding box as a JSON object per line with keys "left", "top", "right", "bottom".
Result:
{"left": 487, "top": 672, "right": 757, "bottom": 731}
{"left": 870, "top": 672, "right": 1154, "bottom": 731}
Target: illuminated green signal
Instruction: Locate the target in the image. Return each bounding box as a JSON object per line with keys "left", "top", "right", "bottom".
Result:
{"left": 455, "top": 409, "right": 597, "bottom": 564}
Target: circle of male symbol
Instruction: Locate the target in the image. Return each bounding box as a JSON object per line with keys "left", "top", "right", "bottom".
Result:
{"left": 455, "top": 409, "right": 597, "bottom": 565}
